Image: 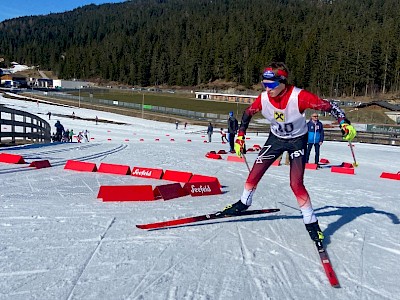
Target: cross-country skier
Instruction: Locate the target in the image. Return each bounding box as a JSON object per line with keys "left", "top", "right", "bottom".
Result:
{"left": 221, "top": 62, "right": 357, "bottom": 246}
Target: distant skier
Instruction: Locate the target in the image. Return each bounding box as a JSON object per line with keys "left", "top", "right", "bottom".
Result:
{"left": 84, "top": 129, "right": 89, "bottom": 142}
{"left": 220, "top": 128, "right": 228, "bottom": 143}
{"left": 77, "top": 131, "right": 84, "bottom": 143}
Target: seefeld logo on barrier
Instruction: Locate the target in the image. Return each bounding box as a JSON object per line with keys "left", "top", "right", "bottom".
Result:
{"left": 132, "top": 167, "right": 163, "bottom": 179}
{"left": 184, "top": 181, "right": 221, "bottom": 196}
{"left": 132, "top": 169, "right": 153, "bottom": 177}
{"left": 190, "top": 184, "right": 212, "bottom": 194}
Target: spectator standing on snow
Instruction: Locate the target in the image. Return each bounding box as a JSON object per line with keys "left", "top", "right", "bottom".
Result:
{"left": 54, "top": 120, "right": 64, "bottom": 142}
{"left": 47, "top": 111, "right": 51, "bottom": 120}
{"left": 227, "top": 111, "right": 238, "bottom": 152}
{"left": 63, "top": 129, "right": 69, "bottom": 142}
{"left": 220, "top": 62, "right": 356, "bottom": 249}
{"left": 306, "top": 113, "right": 324, "bottom": 164}
{"left": 69, "top": 129, "right": 74, "bottom": 142}
{"left": 175, "top": 121, "right": 179, "bottom": 129}
{"left": 95, "top": 116, "right": 98, "bottom": 125}
{"left": 207, "top": 122, "right": 213, "bottom": 143}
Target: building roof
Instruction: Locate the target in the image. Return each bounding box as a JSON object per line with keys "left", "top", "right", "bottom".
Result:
{"left": 195, "top": 91, "right": 257, "bottom": 98}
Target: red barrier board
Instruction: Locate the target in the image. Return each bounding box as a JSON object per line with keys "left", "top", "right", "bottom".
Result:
{"left": 341, "top": 162, "right": 354, "bottom": 168}
{"left": 319, "top": 158, "right": 330, "bottom": 164}
{"left": 98, "top": 185, "right": 155, "bottom": 201}
{"left": 162, "top": 170, "right": 193, "bottom": 183}
{"left": 227, "top": 155, "right": 245, "bottom": 162}
{"left": 131, "top": 167, "right": 163, "bottom": 179}
{"left": 64, "top": 160, "right": 97, "bottom": 172}
{"left": 183, "top": 181, "right": 222, "bottom": 196}
{"left": 98, "top": 163, "right": 131, "bottom": 175}
{"left": 0, "top": 153, "right": 25, "bottom": 164}
{"left": 380, "top": 172, "right": 400, "bottom": 180}
{"left": 189, "top": 174, "right": 221, "bottom": 188}
{"left": 217, "top": 150, "right": 227, "bottom": 154}
{"left": 153, "top": 183, "right": 189, "bottom": 200}
{"left": 305, "top": 163, "right": 318, "bottom": 170}
{"left": 206, "top": 153, "right": 222, "bottom": 159}
{"left": 29, "top": 160, "right": 52, "bottom": 169}
{"left": 331, "top": 166, "right": 355, "bottom": 175}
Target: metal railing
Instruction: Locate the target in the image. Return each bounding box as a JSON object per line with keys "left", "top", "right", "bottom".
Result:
{"left": 0, "top": 105, "right": 51, "bottom": 144}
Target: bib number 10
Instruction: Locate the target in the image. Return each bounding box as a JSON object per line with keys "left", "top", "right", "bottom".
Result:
{"left": 276, "top": 123, "right": 294, "bottom": 133}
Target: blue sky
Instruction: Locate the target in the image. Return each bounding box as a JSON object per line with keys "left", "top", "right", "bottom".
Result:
{"left": 0, "top": 1, "right": 126, "bottom": 22}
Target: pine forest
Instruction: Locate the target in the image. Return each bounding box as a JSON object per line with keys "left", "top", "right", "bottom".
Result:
{"left": 0, "top": 0, "right": 399, "bottom": 98}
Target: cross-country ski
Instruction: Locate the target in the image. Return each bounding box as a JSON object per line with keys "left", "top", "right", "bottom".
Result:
{"left": 136, "top": 208, "right": 280, "bottom": 230}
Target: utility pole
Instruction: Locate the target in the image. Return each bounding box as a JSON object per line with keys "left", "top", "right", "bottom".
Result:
{"left": 142, "top": 93, "right": 144, "bottom": 118}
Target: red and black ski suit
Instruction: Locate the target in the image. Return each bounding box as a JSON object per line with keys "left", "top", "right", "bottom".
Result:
{"left": 238, "top": 85, "right": 346, "bottom": 223}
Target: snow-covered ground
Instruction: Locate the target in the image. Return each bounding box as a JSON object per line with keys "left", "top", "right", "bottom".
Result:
{"left": 0, "top": 95, "right": 399, "bottom": 300}
{"left": 1, "top": 62, "right": 34, "bottom": 74}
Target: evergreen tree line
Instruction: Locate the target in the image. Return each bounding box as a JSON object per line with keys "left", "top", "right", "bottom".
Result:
{"left": 0, "top": 0, "right": 399, "bottom": 97}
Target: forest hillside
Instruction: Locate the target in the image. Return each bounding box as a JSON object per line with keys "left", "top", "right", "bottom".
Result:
{"left": 0, "top": 0, "right": 400, "bottom": 98}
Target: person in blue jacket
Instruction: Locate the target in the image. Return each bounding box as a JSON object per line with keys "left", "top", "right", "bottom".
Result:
{"left": 306, "top": 113, "right": 324, "bottom": 164}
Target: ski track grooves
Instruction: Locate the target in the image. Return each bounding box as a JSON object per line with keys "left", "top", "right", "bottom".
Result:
{"left": 237, "top": 224, "right": 270, "bottom": 300}
{"left": 127, "top": 228, "right": 223, "bottom": 300}
{"left": 0, "top": 144, "right": 127, "bottom": 175}
{"left": 66, "top": 217, "right": 116, "bottom": 300}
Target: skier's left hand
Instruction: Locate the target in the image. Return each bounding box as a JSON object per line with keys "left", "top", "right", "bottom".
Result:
{"left": 234, "top": 136, "right": 245, "bottom": 157}
{"left": 340, "top": 122, "right": 357, "bottom": 141}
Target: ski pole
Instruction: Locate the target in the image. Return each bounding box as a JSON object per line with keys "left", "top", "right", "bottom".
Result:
{"left": 242, "top": 153, "right": 251, "bottom": 172}
{"left": 348, "top": 141, "right": 359, "bottom": 167}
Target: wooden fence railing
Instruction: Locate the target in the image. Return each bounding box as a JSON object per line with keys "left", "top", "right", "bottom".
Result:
{"left": 0, "top": 105, "right": 51, "bottom": 144}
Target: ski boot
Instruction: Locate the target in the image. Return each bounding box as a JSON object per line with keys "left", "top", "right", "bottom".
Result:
{"left": 305, "top": 221, "right": 325, "bottom": 252}
{"left": 220, "top": 200, "right": 249, "bottom": 216}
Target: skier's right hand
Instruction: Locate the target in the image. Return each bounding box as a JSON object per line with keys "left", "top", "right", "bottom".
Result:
{"left": 234, "top": 135, "right": 245, "bottom": 157}
{"left": 340, "top": 120, "right": 356, "bottom": 141}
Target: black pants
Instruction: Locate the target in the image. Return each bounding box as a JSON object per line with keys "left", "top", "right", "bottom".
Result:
{"left": 245, "top": 133, "right": 311, "bottom": 209}
{"left": 306, "top": 143, "right": 321, "bottom": 164}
